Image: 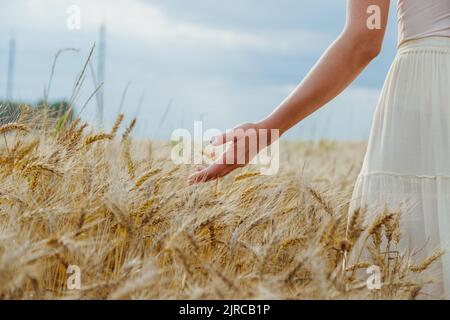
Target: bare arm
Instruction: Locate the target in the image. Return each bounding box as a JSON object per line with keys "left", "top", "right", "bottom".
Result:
{"left": 262, "top": 0, "right": 390, "bottom": 134}
{"left": 189, "top": 0, "right": 390, "bottom": 184}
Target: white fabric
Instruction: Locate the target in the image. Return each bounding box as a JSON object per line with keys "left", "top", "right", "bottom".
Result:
{"left": 397, "top": 0, "right": 450, "bottom": 46}
{"left": 349, "top": 37, "right": 450, "bottom": 299}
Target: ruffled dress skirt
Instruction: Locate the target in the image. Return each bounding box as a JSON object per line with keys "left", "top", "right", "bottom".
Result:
{"left": 349, "top": 36, "right": 450, "bottom": 299}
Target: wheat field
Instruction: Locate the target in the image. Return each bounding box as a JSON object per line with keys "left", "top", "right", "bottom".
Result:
{"left": 0, "top": 107, "right": 442, "bottom": 300}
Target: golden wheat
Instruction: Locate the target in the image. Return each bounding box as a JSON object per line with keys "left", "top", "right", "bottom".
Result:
{"left": 0, "top": 123, "right": 30, "bottom": 134}
{"left": 0, "top": 112, "right": 443, "bottom": 300}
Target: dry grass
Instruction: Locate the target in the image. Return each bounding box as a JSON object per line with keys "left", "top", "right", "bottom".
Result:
{"left": 0, "top": 111, "right": 442, "bottom": 300}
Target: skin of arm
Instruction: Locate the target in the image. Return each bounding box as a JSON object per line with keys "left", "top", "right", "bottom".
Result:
{"left": 261, "top": 0, "right": 390, "bottom": 135}
{"left": 189, "top": 0, "right": 390, "bottom": 185}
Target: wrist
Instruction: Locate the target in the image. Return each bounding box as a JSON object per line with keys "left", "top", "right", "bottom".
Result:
{"left": 256, "top": 118, "right": 287, "bottom": 137}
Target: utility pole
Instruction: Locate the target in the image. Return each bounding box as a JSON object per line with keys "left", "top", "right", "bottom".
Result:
{"left": 6, "top": 33, "right": 16, "bottom": 102}
{"left": 97, "top": 23, "right": 106, "bottom": 127}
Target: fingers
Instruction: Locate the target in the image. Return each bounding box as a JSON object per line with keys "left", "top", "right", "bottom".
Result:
{"left": 188, "top": 165, "right": 218, "bottom": 185}
{"left": 188, "top": 145, "right": 238, "bottom": 185}
{"left": 188, "top": 163, "right": 237, "bottom": 185}
{"left": 190, "top": 123, "right": 253, "bottom": 185}
{"left": 188, "top": 166, "right": 206, "bottom": 185}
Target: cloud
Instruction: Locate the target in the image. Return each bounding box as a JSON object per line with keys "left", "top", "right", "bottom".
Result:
{"left": 0, "top": 0, "right": 330, "bottom": 54}
{"left": 0, "top": 0, "right": 395, "bottom": 140}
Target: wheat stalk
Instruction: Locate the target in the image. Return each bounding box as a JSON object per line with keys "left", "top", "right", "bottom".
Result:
{"left": 0, "top": 123, "right": 30, "bottom": 134}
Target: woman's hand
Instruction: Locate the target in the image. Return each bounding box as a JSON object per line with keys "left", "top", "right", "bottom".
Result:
{"left": 188, "top": 122, "right": 274, "bottom": 185}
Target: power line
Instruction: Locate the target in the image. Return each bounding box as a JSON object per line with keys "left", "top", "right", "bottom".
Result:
{"left": 6, "top": 33, "right": 16, "bottom": 102}
{"left": 96, "top": 23, "right": 106, "bottom": 127}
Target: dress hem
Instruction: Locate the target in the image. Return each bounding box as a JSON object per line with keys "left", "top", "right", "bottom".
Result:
{"left": 358, "top": 171, "right": 450, "bottom": 180}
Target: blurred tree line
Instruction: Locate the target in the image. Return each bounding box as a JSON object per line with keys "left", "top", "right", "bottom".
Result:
{"left": 0, "top": 100, "right": 73, "bottom": 125}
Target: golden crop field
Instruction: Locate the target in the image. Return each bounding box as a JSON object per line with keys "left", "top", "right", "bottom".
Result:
{"left": 0, "top": 109, "right": 441, "bottom": 300}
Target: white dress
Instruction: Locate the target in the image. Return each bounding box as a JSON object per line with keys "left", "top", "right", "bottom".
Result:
{"left": 349, "top": 0, "right": 450, "bottom": 299}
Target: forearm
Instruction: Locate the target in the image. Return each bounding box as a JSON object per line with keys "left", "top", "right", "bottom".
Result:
{"left": 260, "top": 33, "right": 379, "bottom": 135}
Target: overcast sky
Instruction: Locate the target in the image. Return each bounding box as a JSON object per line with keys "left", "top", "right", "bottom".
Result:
{"left": 0, "top": 0, "right": 399, "bottom": 140}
